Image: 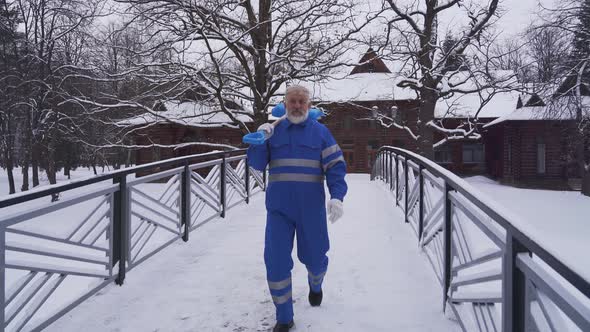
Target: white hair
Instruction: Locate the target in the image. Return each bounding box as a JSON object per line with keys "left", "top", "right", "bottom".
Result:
{"left": 285, "top": 85, "right": 310, "bottom": 100}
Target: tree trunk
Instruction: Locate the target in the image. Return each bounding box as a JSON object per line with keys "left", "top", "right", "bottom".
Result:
{"left": 126, "top": 149, "right": 132, "bottom": 167}
{"left": 6, "top": 163, "right": 16, "bottom": 195}
{"left": 48, "top": 123, "right": 59, "bottom": 202}
{"left": 4, "top": 132, "right": 16, "bottom": 194}
{"left": 64, "top": 163, "right": 70, "bottom": 179}
{"left": 32, "top": 153, "right": 39, "bottom": 187}
{"left": 21, "top": 110, "right": 32, "bottom": 192}
{"left": 574, "top": 125, "right": 588, "bottom": 195}
{"left": 47, "top": 160, "right": 59, "bottom": 202}
{"left": 418, "top": 89, "right": 436, "bottom": 160}
{"left": 21, "top": 165, "right": 29, "bottom": 192}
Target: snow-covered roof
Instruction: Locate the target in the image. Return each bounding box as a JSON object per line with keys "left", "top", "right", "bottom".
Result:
{"left": 301, "top": 72, "right": 417, "bottom": 102}
{"left": 119, "top": 101, "right": 253, "bottom": 128}
{"left": 484, "top": 96, "right": 589, "bottom": 128}
{"left": 434, "top": 70, "right": 520, "bottom": 119}
{"left": 435, "top": 90, "right": 520, "bottom": 119}
{"left": 483, "top": 106, "right": 567, "bottom": 127}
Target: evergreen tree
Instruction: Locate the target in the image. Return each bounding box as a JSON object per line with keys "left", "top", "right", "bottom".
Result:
{"left": 571, "top": 0, "right": 590, "bottom": 78}
{"left": 570, "top": 0, "right": 590, "bottom": 195}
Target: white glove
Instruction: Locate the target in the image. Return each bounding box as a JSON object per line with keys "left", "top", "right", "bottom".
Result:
{"left": 327, "top": 199, "right": 343, "bottom": 224}
{"left": 257, "top": 123, "right": 274, "bottom": 139}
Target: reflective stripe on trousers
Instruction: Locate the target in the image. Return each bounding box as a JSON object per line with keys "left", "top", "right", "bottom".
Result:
{"left": 268, "top": 173, "right": 324, "bottom": 183}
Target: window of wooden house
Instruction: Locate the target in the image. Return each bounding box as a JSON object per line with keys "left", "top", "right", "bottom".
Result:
{"left": 435, "top": 145, "right": 452, "bottom": 163}
{"left": 462, "top": 143, "right": 484, "bottom": 163}
{"left": 390, "top": 106, "right": 398, "bottom": 121}
{"left": 343, "top": 150, "right": 354, "bottom": 165}
{"left": 344, "top": 115, "right": 354, "bottom": 130}
{"left": 393, "top": 107, "right": 408, "bottom": 123}
{"left": 369, "top": 119, "right": 377, "bottom": 129}
{"left": 341, "top": 140, "right": 355, "bottom": 167}
{"left": 537, "top": 143, "right": 546, "bottom": 174}
{"left": 506, "top": 142, "right": 512, "bottom": 173}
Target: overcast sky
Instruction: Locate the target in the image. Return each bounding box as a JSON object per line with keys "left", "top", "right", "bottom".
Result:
{"left": 438, "top": 0, "right": 555, "bottom": 39}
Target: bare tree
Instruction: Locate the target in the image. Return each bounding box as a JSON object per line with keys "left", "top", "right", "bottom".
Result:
{"left": 65, "top": 0, "right": 383, "bottom": 153}
{"left": 375, "top": 0, "right": 518, "bottom": 158}
{"left": 525, "top": 26, "right": 571, "bottom": 83}
{"left": 2, "top": 0, "right": 103, "bottom": 199}
{"left": 491, "top": 38, "right": 535, "bottom": 83}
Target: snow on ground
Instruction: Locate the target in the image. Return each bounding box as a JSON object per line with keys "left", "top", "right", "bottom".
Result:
{"left": 0, "top": 167, "right": 112, "bottom": 197}
{"left": 465, "top": 176, "right": 590, "bottom": 284}
{"left": 46, "top": 174, "right": 459, "bottom": 332}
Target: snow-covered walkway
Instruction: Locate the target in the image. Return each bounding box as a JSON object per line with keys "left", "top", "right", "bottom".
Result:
{"left": 47, "top": 174, "right": 459, "bottom": 332}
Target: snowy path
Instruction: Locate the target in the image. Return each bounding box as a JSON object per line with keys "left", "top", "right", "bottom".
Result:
{"left": 48, "top": 174, "right": 459, "bottom": 332}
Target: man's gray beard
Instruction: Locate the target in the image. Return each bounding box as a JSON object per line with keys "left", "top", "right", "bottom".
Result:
{"left": 287, "top": 111, "right": 309, "bottom": 124}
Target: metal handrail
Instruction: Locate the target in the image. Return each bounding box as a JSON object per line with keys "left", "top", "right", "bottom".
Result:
{"left": 0, "top": 149, "right": 261, "bottom": 332}
{"left": 373, "top": 146, "right": 590, "bottom": 332}
{"left": 0, "top": 149, "right": 247, "bottom": 209}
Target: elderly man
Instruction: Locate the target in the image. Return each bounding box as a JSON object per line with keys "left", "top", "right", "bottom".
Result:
{"left": 247, "top": 85, "right": 347, "bottom": 332}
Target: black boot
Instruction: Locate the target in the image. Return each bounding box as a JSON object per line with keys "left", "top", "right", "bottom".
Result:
{"left": 308, "top": 289, "right": 323, "bottom": 307}
{"left": 273, "top": 320, "right": 294, "bottom": 332}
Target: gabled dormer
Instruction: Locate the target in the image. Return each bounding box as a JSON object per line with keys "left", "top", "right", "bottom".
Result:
{"left": 350, "top": 48, "right": 392, "bottom": 75}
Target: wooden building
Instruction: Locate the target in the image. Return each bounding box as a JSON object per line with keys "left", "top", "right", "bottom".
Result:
{"left": 121, "top": 101, "right": 252, "bottom": 176}
{"left": 303, "top": 51, "right": 519, "bottom": 174}
{"left": 303, "top": 49, "right": 420, "bottom": 173}
{"left": 124, "top": 49, "right": 585, "bottom": 190}
{"left": 483, "top": 85, "right": 586, "bottom": 189}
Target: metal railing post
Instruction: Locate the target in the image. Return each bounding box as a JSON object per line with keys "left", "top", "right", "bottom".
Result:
{"left": 245, "top": 158, "right": 250, "bottom": 204}
{"left": 389, "top": 152, "right": 394, "bottom": 191}
{"left": 377, "top": 153, "right": 383, "bottom": 180}
{"left": 443, "top": 183, "right": 453, "bottom": 311}
{"left": 418, "top": 165, "right": 425, "bottom": 239}
{"left": 384, "top": 151, "right": 388, "bottom": 184}
{"left": 404, "top": 157, "right": 409, "bottom": 223}
{"left": 385, "top": 152, "right": 390, "bottom": 185}
{"left": 263, "top": 166, "right": 267, "bottom": 191}
{"left": 371, "top": 152, "right": 381, "bottom": 181}
{"left": 381, "top": 153, "right": 387, "bottom": 181}
{"left": 371, "top": 152, "right": 378, "bottom": 181}
{"left": 1, "top": 226, "right": 5, "bottom": 329}
{"left": 181, "top": 162, "right": 191, "bottom": 242}
{"left": 376, "top": 154, "right": 379, "bottom": 180}
{"left": 502, "top": 231, "right": 528, "bottom": 332}
{"left": 395, "top": 154, "right": 399, "bottom": 206}
{"left": 220, "top": 155, "right": 227, "bottom": 218}
{"left": 388, "top": 152, "right": 392, "bottom": 187}
{"left": 113, "top": 175, "right": 128, "bottom": 285}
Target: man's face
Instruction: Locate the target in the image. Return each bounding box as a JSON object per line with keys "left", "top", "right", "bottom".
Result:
{"left": 285, "top": 91, "right": 310, "bottom": 120}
